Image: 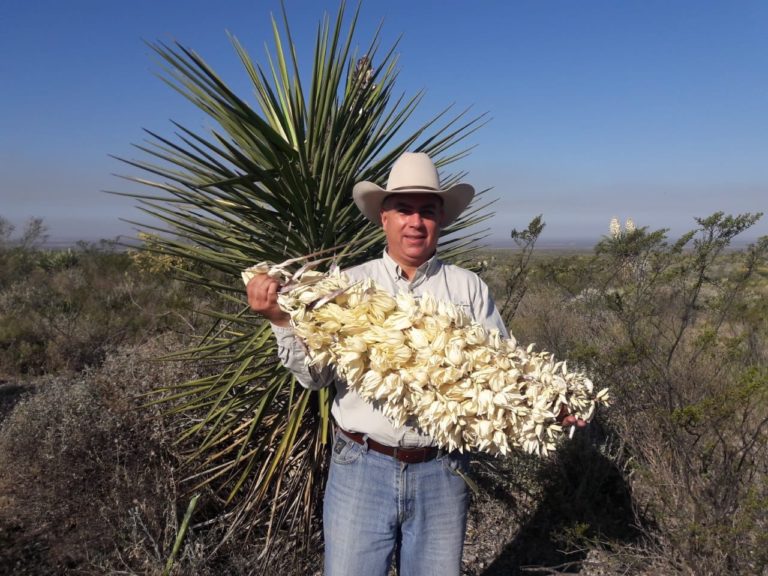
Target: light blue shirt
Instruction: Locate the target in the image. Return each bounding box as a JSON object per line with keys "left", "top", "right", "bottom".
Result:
{"left": 272, "top": 250, "right": 508, "bottom": 447}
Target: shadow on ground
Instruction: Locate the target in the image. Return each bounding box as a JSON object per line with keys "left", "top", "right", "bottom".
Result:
{"left": 0, "top": 381, "right": 30, "bottom": 421}
{"left": 479, "top": 425, "right": 641, "bottom": 575}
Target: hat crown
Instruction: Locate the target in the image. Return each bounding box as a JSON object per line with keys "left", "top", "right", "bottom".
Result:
{"left": 352, "top": 151, "right": 474, "bottom": 226}
{"left": 386, "top": 152, "right": 440, "bottom": 191}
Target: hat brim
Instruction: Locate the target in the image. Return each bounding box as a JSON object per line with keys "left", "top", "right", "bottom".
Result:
{"left": 352, "top": 182, "right": 475, "bottom": 226}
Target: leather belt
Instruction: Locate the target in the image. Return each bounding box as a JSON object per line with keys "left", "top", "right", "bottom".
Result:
{"left": 338, "top": 429, "right": 440, "bottom": 464}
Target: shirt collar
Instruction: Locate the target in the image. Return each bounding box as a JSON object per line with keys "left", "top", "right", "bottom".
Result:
{"left": 382, "top": 249, "right": 442, "bottom": 285}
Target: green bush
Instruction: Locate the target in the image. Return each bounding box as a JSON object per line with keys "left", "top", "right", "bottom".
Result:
{"left": 487, "top": 212, "right": 768, "bottom": 575}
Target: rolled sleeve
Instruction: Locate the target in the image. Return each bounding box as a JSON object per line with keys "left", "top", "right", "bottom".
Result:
{"left": 272, "top": 323, "right": 333, "bottom": 390}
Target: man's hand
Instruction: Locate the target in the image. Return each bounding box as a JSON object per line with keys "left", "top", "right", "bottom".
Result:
{"left": 557, "top": 405, "right": 588, "bottom": 428}
{"left": 246, "top": 274, "right": 291, "bottom": 327}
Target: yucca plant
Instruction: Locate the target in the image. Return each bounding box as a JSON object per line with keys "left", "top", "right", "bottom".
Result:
{"left": 115, "top": 0, "right": 493, "bottom": 561}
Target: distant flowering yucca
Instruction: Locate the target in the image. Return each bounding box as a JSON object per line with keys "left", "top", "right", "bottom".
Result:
{"left": 609, "top": 217, "right": 621, "bottom": 239}
{"left": 609, "top": 217, "right": 637, "bottom": 238}
{"left": 243, "top": 261, "right": 610, "bottom": 457}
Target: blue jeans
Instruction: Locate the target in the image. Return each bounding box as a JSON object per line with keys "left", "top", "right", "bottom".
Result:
{"left": 323, "top": 430, "right": 470, "bottom": 576}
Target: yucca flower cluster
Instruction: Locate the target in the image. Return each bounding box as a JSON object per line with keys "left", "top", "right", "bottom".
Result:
{"left": 243, "top": 262, "right": 610, "bottom": 457}
{"left": 610, "top": 217, "right": 636, "bottom": 238}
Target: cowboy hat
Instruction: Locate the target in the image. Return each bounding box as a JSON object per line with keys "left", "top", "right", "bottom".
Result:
{"left": 352, "top": 152, "right": 475, "bottom": 226}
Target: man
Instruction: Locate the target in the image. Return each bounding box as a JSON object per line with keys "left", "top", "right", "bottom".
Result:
{"left": 247, "top": 152, "right": 582, "bottom": 575}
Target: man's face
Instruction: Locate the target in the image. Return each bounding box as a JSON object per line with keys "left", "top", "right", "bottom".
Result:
{"left": 380, "top": 193, "right": 444, "bottom": 270}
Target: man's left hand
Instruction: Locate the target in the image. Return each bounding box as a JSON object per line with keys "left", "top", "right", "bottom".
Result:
{"left": 557, "top": 405, "right": 588, "bottom": 428}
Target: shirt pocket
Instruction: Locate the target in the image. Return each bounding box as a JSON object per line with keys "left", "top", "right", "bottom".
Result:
{"left": 449, "top": 299, "right": 474, "bottom": 321}
{"left": 415, "top": 294, "right": 472, "bottom": 314}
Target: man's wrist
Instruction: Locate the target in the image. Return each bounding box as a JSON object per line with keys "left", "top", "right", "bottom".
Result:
{"left": 269, "top": 315, "right": 291, "bottom": 327}
{"left": 270, "top": 322, "right": 294, "bottom": 335}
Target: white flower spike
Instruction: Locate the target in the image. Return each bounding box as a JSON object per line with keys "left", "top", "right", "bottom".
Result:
{"left": 243, "top": 259, "right": 611, "bottom": 457}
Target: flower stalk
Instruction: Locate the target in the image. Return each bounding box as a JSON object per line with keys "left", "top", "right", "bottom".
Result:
{"left": 244, "top": 260, "right": 610, "bottom": 457}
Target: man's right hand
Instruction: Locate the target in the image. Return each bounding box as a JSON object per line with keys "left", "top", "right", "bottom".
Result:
{"left": 246, "top": 274, "right": 291, "bottom": 327}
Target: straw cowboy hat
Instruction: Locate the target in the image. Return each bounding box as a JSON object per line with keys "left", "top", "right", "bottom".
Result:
{"left": 352, "top": 152, "right": 475, "bottom": 226}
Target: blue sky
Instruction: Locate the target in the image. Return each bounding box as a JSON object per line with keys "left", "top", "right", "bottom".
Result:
{"left": 1, "top": 0, "right": 766, "bottom": 246}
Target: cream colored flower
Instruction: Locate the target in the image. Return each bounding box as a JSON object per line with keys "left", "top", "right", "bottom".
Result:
{"left": 445, "top": 338, "right": 467, "bottom": 367}
{"left": 464, "top": 324, "right": 488, "bottom": 346}
{"left": 419, "top": 293, "right": 437, "bottom": 316}
{"left": 383, "top": 311, "right": 414, "bottom": 331}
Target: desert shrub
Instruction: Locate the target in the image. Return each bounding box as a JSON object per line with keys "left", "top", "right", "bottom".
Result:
{"left": 490, "top": 212, "right": 768, "bottom": 574}
{"left": 0, "top": 334, "right": 325, "bottom": 575}
{"left": 0, "top": 231, "right": 211, "bottom": 376}
{"left": 0, "top": 335, "right": 189, "bottom": 574}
